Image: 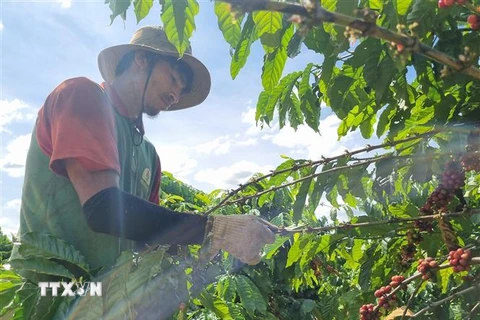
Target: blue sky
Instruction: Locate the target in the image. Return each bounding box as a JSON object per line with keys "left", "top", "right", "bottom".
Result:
{"left": 1, "top": 0, "right": 368, "bottom": 237}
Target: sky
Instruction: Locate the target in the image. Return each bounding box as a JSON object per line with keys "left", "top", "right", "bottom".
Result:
{"left": 0, "top": 0, "right": 370, "bottom": 238}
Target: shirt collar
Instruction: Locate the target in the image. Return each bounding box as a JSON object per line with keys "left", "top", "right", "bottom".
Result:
{"left": 100, "top": 82, "right": 145, "bottom": 136}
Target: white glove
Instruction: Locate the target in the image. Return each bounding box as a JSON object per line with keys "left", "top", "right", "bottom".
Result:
{"left": 204, "top": 215, "right": 277, "bottom": 265}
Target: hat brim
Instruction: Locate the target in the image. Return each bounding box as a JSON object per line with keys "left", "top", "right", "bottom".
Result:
{"left": 98, "top": 44, "right": 211, "bottom": 111}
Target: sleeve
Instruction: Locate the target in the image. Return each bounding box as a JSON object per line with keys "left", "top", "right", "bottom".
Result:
{"left": 148, "top": 155, "right": 162, "bottom": 204}
{"left": 36, "top": 77, "right": 120, "bottom": 177}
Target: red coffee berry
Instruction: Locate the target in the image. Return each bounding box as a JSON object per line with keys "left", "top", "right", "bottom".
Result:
{"left": 468, "top": 14, "right": 478, "bottom": 26}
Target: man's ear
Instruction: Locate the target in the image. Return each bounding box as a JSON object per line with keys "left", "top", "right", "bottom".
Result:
{"left": 133, "top": 51, "right": 149, "bottom": 70}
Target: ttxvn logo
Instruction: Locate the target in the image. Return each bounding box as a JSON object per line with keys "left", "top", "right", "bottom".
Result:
{"left": 38, "top": 281, "right": 102, "bottom": 297}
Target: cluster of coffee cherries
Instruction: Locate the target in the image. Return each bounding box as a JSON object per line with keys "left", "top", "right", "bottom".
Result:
{"left": 462, "top": 152, "right": 480, "bottom": 171}
{"left": 359, "top": 304, "right": 380, "bottom": 320}
{"left": 397, "top": 231, "right": 421, "bottom": 268}
{"left": 470, "top": 15, "right": 480, "bottom": 31}
{"left": 417, "top": 257, "right": 439, "bottom": 280}
{"left": 310, "top": 260, "right": 321, "bottom": 278}
{"left": 442, "top": 161, "right": 466, "bottom": 190}
{"left": 398, "top": 243, "right": 417, "bottom": 269}
{"left": 416, "top": 160, "right": 464, "bottom": 232}
{"left": 406, "top": 229, "right": 423, "bottom": 244}
{"left": 448, "top": 248, "right": 472, "bottom": 272}
{"left": 419, "top": 184, "right": 455, "bottom": 214}
{"left": 438, "top": 0, "right": 466, "bottom": 8}
{"left": 462, "top": 131, "right": 480, "bottom": 170}
{"left": 360, "top": 275, "right": 407, "bottom": 319}
{"left": 468, "top": 14, "right": 480, "bottom": 30}
{"left": 375, "top": 287, "right": 397, "bottom": 311}
{"left": 438, "top": 0, "right": 467, "bottom": 9}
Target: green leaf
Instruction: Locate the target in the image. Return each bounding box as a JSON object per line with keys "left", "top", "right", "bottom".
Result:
{"left": 293, "top": 177, "right": 313, "bottom": 222}
{"left": 268, "top": 159, "right": 296, "bottom": 187}
{"left": 231, "top": 14, "right": 257, "bottom": 79}
{"left": 308, "top": 177, "right": 325, "bottom": 213}
{"left": 287, "top": 234, "right": 314, "bottom": 267}
{"left": 395, "top": 0, "right": 414, "bottom": 16}
{"left": 287, "top": 94, "right": 304, "bottom": 130}
{"left": 261, "top": 24, "right": 293, "bottom": 91}
{"left": 388, "top": 203, "right": 418, "bottom": 218}
{"left": 363, "top": 40, "right": 383, "bottom": 87}
{"left": 376, "top": 104, "right": 396, "bottom": 137}
{"left": 304, "top": 24, "right": 331, "bottom": 54}
{"left": 369, "top": 0, "right": 383, "bottom": 10}
{"left": 264, "top": 236, "right": 289, "bottom": 259}
{"left": 299, "top": 63, "right": 313, "bottom": 97}
{"left": 471, "top": 214, "right": 480, "bottom": 226}
{"left": 261, "top": 48, "right": 287, "bottom": 92}
{"left": 437, "top": 267, "right": 453, "bottom": 294}
{"left": 235, "top": 275, "right": 266, "bottom": 316}
{"left": 218, "top": 276, "right": 237, "bottom": 302}
{"left": 211, "top": 298, "right": 234, "bottom": 319}
{"left": 214, "top": 1, "right": 243, "bottom": 48}
{"left": 406, "top": 0, "right": 436, "bottom": 38}
{"left": 374, "top": 56, "right": 396, "bottom": 105}
{"left": 0, "top": 270, "right": 21, "bottom": 281}
{"left": 300, "top": 89, "right": 321, "bottom": 132}
{"left": 359, "top": 113, "right": 376, "bottom": 139}
{"left": 161, "top": 0, "right": 199, "bottom": 57}
{"left": 300, "top": 299, "right": 316, "bottom": 315}
{"left": 17, "top": 284, "right": 40, "bottom": 320}
{"left": 33, "top": 296, "right": 68, "bottom": 320}
{"left": 226, "top": 302, "right": 247, "bottom": 320}
{"left": 17, "top": 232, "right": 90, "bottom": 273}
{"left": 102, "top": 251, "right": 134, "bottom": 317}
{"left": 253, "top": 11, "right": 282, "bottom": 51}
{"left": 257, "top": 71, "right": 301, "bottom": 124}
{"left": 9, "top": 258, "right": 74, "bottom": 279}
{"left": 133, "top": 0, "right": 153, "bottom": 23}
{"left": 375, "top": 157, "right": 397, "bottom": 178}
{"left": 125, "top": 249, "right": 165, "bottom": 294}
{"left": 253, "top": 11, "right": 282, "bottom": 37}
{"left": 359, "top": 245, "right": 378, "bottom": 290}
{"left": 287, "top": 30, "right": 303, "bottom": 58}
{"left": 108, "top": 0, "right": 131, "bottom": 24}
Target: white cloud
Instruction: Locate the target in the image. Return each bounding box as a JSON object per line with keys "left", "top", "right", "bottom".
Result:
{"left": 195, "top": 135, "right": 232, "bottom": 155}
{"left": 195, "top": 135, "right": 258, "bottom": 155}
{"left": 0, "top": 21, "right": 4, "bottom": 31}
{"left": 0, "top": 134, "right": 31, "bottom": 178}
{"left": 0, "top": 216, "right": 17, "bottom": 239}
{"left": 194, "top": 161, "right": 272, "bottom": 190}
{"left": 157, "top": 145, "right": 198, "bottom": 182}
{"left": 237, "top": 138, "right": 257, "bottom": 146}
{"left": 1, "top": 199, "right": 21, "bottom": 238}
{"left": 5, "top": 199, "right": 21, "bottom": 211}
{"left": 0, "top": 99, "right": 36, "bottom": 133}
{"left": 241, "top": 107, "right": 265, "bottom": 137}
{"left": 262, "top": 114, "right": 360, "bottom": 159}
{"left": 58, "top": 0, "right": 72, "bottom": 8}
{"left": 240, "top": 107, "right": 361, "bottom": 159}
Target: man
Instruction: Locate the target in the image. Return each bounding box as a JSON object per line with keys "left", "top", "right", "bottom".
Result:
{"left": 12, "top": 26, "right": 276, "bottom": 275}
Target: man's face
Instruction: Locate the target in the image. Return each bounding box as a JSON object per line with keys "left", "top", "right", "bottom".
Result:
{"left": 143, "top": 59, "right": 187, "bottom": 117}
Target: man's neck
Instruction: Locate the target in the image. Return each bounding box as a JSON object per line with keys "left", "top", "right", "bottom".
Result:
{"left": 109, "top": 76, "right": 142, "bottom": 120}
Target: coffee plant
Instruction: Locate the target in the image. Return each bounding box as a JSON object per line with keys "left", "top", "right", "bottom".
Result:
{"left": 2, "top": 0, "right": 480, "bottom": 319}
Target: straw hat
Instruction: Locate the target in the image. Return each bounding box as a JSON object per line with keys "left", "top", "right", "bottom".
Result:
{"left": 98, "top": 25, "right": 211, "bottom": 111}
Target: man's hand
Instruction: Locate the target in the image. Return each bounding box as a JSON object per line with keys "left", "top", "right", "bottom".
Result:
{"left": 206, "top": 215, "right": 277, "bottom": 265}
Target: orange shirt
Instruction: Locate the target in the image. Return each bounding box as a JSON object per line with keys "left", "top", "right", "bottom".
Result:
{"left": 36, "top": 77, "right": 161, "bottom": 203}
